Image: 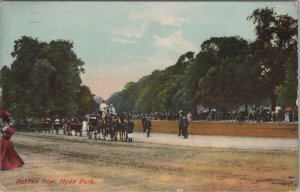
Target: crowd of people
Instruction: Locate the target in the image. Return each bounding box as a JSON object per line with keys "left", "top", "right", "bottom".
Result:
{"left": 131, "top": 106, "right": 298, "bottom": 123}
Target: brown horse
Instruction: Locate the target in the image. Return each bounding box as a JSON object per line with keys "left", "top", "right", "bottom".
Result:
{"left": 111, "top": 115, "right": 126, "bottom": 142}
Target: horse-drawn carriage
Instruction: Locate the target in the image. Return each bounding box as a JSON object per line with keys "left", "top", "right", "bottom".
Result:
{"left": 52, "top": 119, "right": 64, "bottom": 134}
{"left": 32, "top": 112, "right": 134, "bottom": 141}
{"left": 37, "top": 118, "right": 52, "bottom": 133}
{"left": 85, "top": 113, "right": 133, "bottom": 142}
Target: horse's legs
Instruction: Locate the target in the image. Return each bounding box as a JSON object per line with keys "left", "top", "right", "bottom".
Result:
{"left": 121, "top": 130, "right": 123, "bottom": 141}
{"left": 94, "top": 129, "right": 97, "bottom": 140}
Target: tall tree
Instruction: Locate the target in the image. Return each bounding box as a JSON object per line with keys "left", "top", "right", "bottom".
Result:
{"left": 195, "top": 36, "right": 263, "bottom": 109}
{"left": 247, "top": 7, "right": 297, "bottom": 109}
{"left": 31, "top": 59, "right": 55, "bottom": 118}
{"left": 1, "top": 36, "right": 86, "bottom": 121}
{"left": 10, "top": 36, "right": 47, "bottom": 120}
{"left": 0, "top": 66, "right": 13, "bottom": 110}
{"left": 275, "top": 48, "right": 298, "bottom": 107}
{"left": 46, "top": 39, "right": 85, "bottom": 117}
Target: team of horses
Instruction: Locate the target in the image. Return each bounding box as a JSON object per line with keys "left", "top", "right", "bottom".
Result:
{"left": 37, "top": 114, "right": 134, "bottom": 142}
{"left": 86, "top": 114, "right": 133, "bottom": 142}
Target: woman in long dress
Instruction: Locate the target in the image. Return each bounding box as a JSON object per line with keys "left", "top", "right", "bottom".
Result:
{"left": 0, "top": 113, "right": 24, "bottom": 170}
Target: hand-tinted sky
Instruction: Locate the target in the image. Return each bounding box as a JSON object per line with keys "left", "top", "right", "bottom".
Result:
{"left": 0, "top": 1, "right": 297, "bottom": 99}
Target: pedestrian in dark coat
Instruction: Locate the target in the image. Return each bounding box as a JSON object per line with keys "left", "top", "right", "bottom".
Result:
{"left": 126, "top": 120, "right": 134, "bottom": 142}
{"left": 182, "top": 116, "right": 189, "bottom": 139}
{"left": 144, "top": 118, "right": 152, "bottom": 137}
{"left": 178, "top": 111, "right": 184, "bottom": 136}
{"left": 141, "top": 116, "right": 146, "bottom": 132}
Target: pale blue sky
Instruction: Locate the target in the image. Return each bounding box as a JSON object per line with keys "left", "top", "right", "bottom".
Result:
{"left": 0, "top": 1, "right": 297, "bottom": 99}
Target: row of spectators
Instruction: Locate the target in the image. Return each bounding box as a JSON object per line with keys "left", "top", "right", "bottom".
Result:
{"left": 131, "top": 107, "right": 298, "bottom": 123}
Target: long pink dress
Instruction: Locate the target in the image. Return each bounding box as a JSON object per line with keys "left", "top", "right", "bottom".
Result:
{"left": 0, "top": 127, "right": 24, "bottom": 170}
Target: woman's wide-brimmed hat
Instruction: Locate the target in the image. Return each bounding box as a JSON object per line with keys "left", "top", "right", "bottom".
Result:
{"left": 0, "top": 110, "right": 12, "bottom": 118}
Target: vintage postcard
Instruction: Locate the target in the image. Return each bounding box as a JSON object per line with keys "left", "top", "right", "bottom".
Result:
{"left": 0, "top": 1, "right": 298, "bottom": 191}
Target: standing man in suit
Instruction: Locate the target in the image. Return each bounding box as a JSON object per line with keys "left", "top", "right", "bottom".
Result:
{"left": 178, "top": 111, "right": 184, "bottom": 136}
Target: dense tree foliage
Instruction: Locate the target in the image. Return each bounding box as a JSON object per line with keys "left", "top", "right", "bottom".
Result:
{"left": 247, "top": 7, "right": 298, "bottom": 109}
{"left": 106, "top": 91, "right": 125, "bottom": 114}
{"left": 76, "top": 85, "right": 98, "bottom": 117}
{"left": 109, "top": 8, "right": 297, "bottom": 113}
{"left": 0, "top": 7, "right": 297, "bottom": 120}
{"left": 0, "top": 36, "right": 94, "bottom": 121}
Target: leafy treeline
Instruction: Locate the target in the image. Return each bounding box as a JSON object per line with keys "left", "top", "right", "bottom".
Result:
{"left": 0, "top": 37, "right": 97, "bottom": 122}
{"left": 108, "top": 8, "right": 298, "bottom": 114}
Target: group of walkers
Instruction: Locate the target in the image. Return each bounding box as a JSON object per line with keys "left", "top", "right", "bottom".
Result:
{"left": 177, "top": 111, "right": 192, "bottom": 139}
{"left": 141, "top": 116, "right": 152, "bottom": 137}
{"left": 141, "top": 110, "right": 192, "bottom": 139}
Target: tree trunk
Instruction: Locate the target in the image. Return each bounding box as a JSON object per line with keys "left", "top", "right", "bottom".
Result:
{"left": 270, "top": 92, "right": 277, "bottom": 111}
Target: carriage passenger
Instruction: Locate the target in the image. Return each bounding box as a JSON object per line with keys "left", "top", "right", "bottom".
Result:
{"left": 99, "top": 100, "right": 108, "bottom": 118}
{"left": 108, "top": 104, "right": 116, "bottom": 116}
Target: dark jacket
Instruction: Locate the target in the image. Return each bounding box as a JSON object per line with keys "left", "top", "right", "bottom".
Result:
{"left": 127, "top": 121, "right": 134, "bottom": 133}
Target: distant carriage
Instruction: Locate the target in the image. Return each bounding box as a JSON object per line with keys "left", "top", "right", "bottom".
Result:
{"left": 63, "top": 118, "right": 83, "bottom": 136}
{"left": 51, "top": 119, "right": 64, "bottom": 134}
{"left": 38, "top": 118, "right": 52, "bottom": 133}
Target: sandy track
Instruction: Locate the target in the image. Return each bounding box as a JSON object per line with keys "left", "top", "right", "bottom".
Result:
{"left": 133, "top": 132, "right": 298, "bottom": 151}
{"left": 0, "top": 131, "right": 298, "bottom": 192}
{"left": 15, "top": 130, "right": 298, "bottom": 151}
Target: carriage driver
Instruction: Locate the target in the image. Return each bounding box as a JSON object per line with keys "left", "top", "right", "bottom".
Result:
{"left": 99, "top": 100, "right": 108, "bottom": 118}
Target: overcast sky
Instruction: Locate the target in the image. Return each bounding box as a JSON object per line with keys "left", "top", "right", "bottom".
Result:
{"left": 0, "top": 1, "right": 297, "bottom": 99}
